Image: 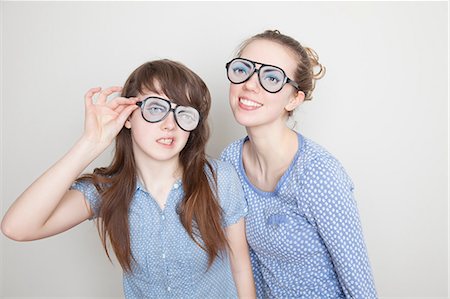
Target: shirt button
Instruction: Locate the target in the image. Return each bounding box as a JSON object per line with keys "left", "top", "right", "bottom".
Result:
{"left": 162, "top": 253, "right": 165, "bottom": 259}
{"left": 167, "top": 287, "right": 171, "bottom": 292}
{"left": 161, "top": 215, "right": 165, "bottom": 220}
{"left": 173, "top": 183, "right": 179, "bottom": 189}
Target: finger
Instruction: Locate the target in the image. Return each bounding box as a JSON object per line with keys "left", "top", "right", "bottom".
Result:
{"left": 108, "top": 97, "right": 139, "bottom": 110}
{"left": 97, "top": 86, "right": 123, "bottom": 104}
{"left": 114, "top": 104, "right": 129, "bottom": 115}
{"left": 114, "top": 100, "right": 139, "bottom": 115}
{"left": 84, "top": 87, "right": 102, "bottom": 107}
{"left": 116, "top": 105, "right": 139, "bottom": 127}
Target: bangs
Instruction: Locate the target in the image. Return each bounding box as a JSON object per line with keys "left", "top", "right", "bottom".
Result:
{"left": 122, "top": 59, "right": 210, "bottom": 118}
{"left": 131, "top": 62, "right": 194, "bottom": 107}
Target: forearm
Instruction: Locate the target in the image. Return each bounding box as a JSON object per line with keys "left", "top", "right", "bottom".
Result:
{"left": 331, "top": 229, "right": 378, "bottom": 298}
{"left": 231, "top": 260, "right": 256, "bottom": 299}
{"left": 1, "top": 137, "right": 106, "bottom": 238}
{"left": 226, "top": 219, "right": 256, "bottom": 299}
{"left": 317, "top": 199, "right": 377, "bottom": 297}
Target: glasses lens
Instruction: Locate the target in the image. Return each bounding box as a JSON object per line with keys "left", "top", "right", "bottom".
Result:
{"left": 259, "top": 66, "right": 285, "bottom": 92}
{"left": 227, "top": 59, "right": 254, "bottom": 84}
{"left": 142, "top": 98, "right": 170, "bottom": 122}
{"left": 175, "top": 106, "right": 200, "bottom": 131}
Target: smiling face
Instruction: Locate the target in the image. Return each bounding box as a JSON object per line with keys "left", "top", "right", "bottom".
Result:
{"left": 125, "top": 90, "right": 191, "bottom": 164}
{"left": 228, "top": 39, "right": 304, "bottom": 129}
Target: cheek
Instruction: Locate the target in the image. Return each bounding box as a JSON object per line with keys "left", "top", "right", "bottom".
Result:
{"left": 129, "top": 112, "right": 160, "bottom": 137}
{"left": 177, "top": 130, "right": 191, "bottom": 145}
{"left": 126, "top": 109, "right": 142, "bottom": 127}
{"left": 182, "top": 131, "right": 190, "bottom": 141}
{"left": 130, "top": 122, "right": 151, "bottom": 140}
{"left": 271, "top": 91, "right": 291, "bottom": 107}
{"left": 229, "top": 85, "right": 241, "bottom": 106}
{"left": 229, "top": 84, "right": 240, "bottom": 97}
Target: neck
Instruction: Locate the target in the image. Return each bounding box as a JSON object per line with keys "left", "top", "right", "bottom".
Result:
{"left": 135, "top": 155, "right": 182, "bottom": 192}
{"left": 244, "top": 123, "right": 298, "bottom": 174}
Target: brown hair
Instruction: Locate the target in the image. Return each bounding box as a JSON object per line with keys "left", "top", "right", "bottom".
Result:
{"left": 77, "top": 59, "right": 227, "bottom": 272}
{"left": 237, "top": 29, "right": 326, "bottom": 101}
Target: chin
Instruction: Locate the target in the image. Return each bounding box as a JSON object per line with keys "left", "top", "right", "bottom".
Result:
{"left": 233, "top": 113, "right": 263, "bottom": 128}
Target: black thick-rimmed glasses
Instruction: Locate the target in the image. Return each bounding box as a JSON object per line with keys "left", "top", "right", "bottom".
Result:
{"left": 226, "top": 58, "right": 300, "bottom": 93}
{"left": 136, "top": 97, "right": 200, "bottom": 132}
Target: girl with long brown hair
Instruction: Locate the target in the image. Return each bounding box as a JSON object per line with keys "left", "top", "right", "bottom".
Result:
{"left": 1, "top": 59, "right": 255, "bottom": 298}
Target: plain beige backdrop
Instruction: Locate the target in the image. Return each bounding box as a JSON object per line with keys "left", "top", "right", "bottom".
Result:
{"left": 1, "top": 1, "right": 448, "bottom": 298}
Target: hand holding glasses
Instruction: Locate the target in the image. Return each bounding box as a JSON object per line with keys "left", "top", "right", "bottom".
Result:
{"left": 136, "top": 97, "right": 200, "bottom": 132}
{"left": 226, "top": 58, "right": 300, "bottom": 93}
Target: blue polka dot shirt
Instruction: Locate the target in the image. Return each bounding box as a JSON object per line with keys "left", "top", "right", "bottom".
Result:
{"left": 72, "top": 159, "right": 247, "bottom": 299}
{"left": 220, "top": 133, "right": 378, "bottom": 299}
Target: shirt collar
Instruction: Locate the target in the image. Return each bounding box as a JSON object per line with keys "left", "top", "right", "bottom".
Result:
{"left": 135, "top": 177, "right": 183, "bottom": 192}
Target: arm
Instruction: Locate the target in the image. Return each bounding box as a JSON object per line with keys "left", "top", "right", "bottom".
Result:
{"left": 1, "top": 86, "right": 138, "bottom": 241}
{"left": 305, "top": 157, "right": 377, "bottom": 299}
{"left": 248, "top": 247, "right": 266, "bottom": 299}
{"left": 226, "top": 218, "right": 256, "bottom": 299}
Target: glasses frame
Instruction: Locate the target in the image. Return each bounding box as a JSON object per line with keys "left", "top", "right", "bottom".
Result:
{"left": 136, "top": 96, "right": 200, "bottom": 132}
{"left": 225, "top": 57, "right": 300, "bottom": 93}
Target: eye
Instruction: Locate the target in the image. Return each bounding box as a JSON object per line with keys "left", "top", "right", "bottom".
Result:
{"left": 176, "top": 106, "right": 199, "bottom": 124}
{"left": 265, "top": 75, "right": 281, "bottom": 83}
{"left": 231, "top": 60, "right": 253, "bottom": 77}
{"left": 232, "top": 66, "right": 248, "bottom": 76}
{"left": 177, "top": 110, "right": 196, "bottom": 122}
{"left": 146, "top": 103, "right": 167, "bottom": 115}
{"left": 262, "top": 69, "right": 283, "bottom": 85}
{"left": 149, "top": 107, "right": 163, "bottom": 113}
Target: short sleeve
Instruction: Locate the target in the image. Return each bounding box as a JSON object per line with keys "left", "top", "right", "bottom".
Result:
{"left": 215, "top": 160, "right": 248, "bottom": 227}
{"left": 70, "top": 179, "right": 101, "bottom": 220}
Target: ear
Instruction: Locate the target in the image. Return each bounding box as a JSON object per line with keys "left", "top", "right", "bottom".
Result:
{"left": 285, "top": 90, "right": 305, "bottom": 112}
{"left": 124, "top": 119, "right": 132, "bottom": 129}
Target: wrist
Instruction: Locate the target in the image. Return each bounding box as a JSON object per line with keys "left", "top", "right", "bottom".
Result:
{"left": 74, "top": 136, "right": 111, "bottom": 160}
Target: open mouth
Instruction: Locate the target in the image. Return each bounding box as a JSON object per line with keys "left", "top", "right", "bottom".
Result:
{"left": 239, "top": 98, "right": 263, "bottom": 109}
{"left": 239, "top": 98, "right": 262, "bottom": 108}
{"left": 156, "top": 138, "right": 174, "bottom": 145}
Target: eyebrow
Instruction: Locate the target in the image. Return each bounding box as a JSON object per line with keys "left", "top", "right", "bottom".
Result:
{"left": 147, "top": 101, "right": 166, "bottom": 108}
{"left": 240, "top": 58, "right": 285, "bottom": 71}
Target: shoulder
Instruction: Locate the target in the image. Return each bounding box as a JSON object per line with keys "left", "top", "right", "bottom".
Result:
{"left": 301, "top": 135, "right": 336, "bottom": 163}
{"left": 71, "top": 177, "right": 103, "bottom": 219}
{"left": 219, "top": 138, "right": 245, "bottom": 165}
{"left": 207, "top": 159, "right": 247, "bottom": 226}
{"left": 206, "top": 158, "right": 239, "bottom": 182}
{"left": 293, "top": 136, "right": 356, "bottom": 216}
{"left": 297, "top": 135, "right": 353, "bottom": 187}
{"left": 222, "top": 138, "right": 243, "bottom": 154}
{"left": 72, "top": 177, "right": 97, "bottom": 193}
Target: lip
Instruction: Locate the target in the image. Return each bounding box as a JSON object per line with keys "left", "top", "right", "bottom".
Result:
{"left": 238, "top": 97, "right": 263, "bottom": 111}
{"left": 156, "top": 137, "right": 175, "bottom": 147}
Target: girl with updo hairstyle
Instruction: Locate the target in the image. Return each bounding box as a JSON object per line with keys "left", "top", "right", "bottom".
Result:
{"left": 222, "top": 30, "right": 378, "bottom": 298}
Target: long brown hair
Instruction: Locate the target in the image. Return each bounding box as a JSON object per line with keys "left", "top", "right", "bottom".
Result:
{"left": 78, "top": 59, "right": 227, "bottom": 272}
{"left": 237, "top": 29, "right": 326, "bottom": 101}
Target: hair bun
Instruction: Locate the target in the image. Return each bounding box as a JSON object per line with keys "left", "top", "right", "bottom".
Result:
{"left": 305, "top": 47, "right": 326, "bottom": 80}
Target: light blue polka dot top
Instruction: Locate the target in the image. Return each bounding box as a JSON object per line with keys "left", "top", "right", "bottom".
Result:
{"left": 220, "top": 132, "right": 378, "bottom": 299}
{"left": 72, "top": 159, "right": 247, "bottom": 299}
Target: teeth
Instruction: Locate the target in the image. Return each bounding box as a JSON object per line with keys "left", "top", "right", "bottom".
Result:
{"left": 158, "top": 138, "right": 173, "bottom": 145}
{"left": 240, "top": 98, "right": 262, "bottom": 107}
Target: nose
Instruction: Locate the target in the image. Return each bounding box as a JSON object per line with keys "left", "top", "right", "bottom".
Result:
{"left": 243, "top": 70, "right": 260, "bottom": 92}
{"left": 160, "top": 111, "right": 176, "bottom": 131}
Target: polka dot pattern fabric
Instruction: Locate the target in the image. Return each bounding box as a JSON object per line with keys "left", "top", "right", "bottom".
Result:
{"left": 221, "top": 133, "right": 377, "bottom": 299}
{"left": 71, "top": 159, "right": 247, "bottom": 298}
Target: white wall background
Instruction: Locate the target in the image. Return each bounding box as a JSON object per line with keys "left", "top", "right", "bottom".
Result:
{"left": 1, "top": 2, "right": 448, "bottom": 298}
